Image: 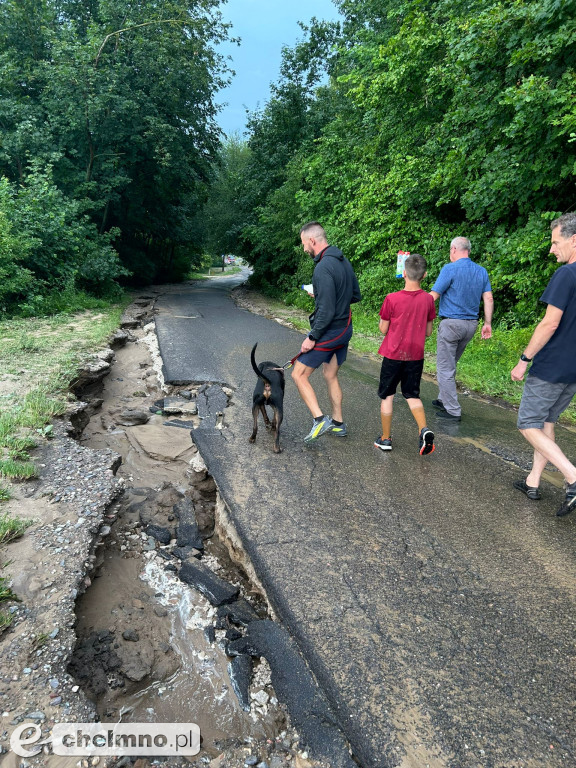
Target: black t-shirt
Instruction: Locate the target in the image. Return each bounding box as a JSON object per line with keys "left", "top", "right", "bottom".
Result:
{"left": 530, "top": 262, "right": 576, "bottom": 383}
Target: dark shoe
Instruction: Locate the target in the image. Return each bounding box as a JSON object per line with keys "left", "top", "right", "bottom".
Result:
{"left": 435, "top": 410, "right": 461, "bottom": 421}
{"left": 374, "top": 436, "right": 392, "bottom": 451}
{"left": 432, "top": 399, "right": 446, "bottom": 410}
{"left": 513, "top": 479, "right": 541, "bottom": 501}
{"left": 419, "top": 428, "right": 435, "bottom": 456}
{"left": 557, "top": 481, "right": 576, "bottom": 517}
{"left": 328, "top": 421, "right": 347, "bottom": 437}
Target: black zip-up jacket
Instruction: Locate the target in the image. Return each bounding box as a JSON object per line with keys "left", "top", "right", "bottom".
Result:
{"left": 309, "top": 246, "right": 362, "bottom": 340}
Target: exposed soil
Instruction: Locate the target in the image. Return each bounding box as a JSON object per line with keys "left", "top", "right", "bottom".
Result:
{"left": 0, "top": 292, "right": 330, "bottom": 768}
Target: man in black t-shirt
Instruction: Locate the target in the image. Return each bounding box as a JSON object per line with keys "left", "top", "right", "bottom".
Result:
{"left": 511, "top": 212, "right": 576, "bottom": 517}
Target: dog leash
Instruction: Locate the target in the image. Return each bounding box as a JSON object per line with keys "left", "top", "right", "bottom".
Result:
{"left": 280, "top": 311, "right": 352, "bottom": 370}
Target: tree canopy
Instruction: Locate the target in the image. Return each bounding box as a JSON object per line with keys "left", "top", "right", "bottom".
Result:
{"left": 0, "top": 0, "right": 231, "bottom": 314}
{"left": 216, "top": 0, "right": 576, "bottom": 325}
{"left": 2, "top": 0, "right": 575, "bottom": 323}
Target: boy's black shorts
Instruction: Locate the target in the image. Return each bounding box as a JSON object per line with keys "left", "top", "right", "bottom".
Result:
{"left": 378, "top": 357, "right": 424, "bottom": 399}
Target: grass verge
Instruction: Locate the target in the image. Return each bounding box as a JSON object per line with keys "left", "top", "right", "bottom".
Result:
{"left": 0, "top": 512, "right": 33, "bottom": 546}
{"left": 0, "top": 299, "right": 128, "bottom": 479}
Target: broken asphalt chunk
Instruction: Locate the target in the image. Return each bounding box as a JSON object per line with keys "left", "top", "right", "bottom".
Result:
{"left": 217, "top": 598, "right": 260, "bottom": 627}
{"left": 228, "top": 654, "right": 253, "bottom": 712}
{"left": 178, "top": 560, "right": 239, "bottom": 605}
{"left": 162, "top": 396, "right": 198, "bottom": 416}
{"left": 225, "top": 636, "right": 260, "bottom": 658}
{"left": 163, "top": 419, "right": 196, "bottom": 430}
{"left": 146, "top": 524, "right": 171, "bottom": 545}
{"left": 176, "top": 522, "right": 204, "bottom": 549}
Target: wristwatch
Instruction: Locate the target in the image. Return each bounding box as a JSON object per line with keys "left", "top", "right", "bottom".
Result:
{"left": 520, "top": 353, "right": 532, "bottom": 363}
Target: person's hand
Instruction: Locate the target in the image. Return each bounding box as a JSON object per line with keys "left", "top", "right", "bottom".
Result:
{"left": 511, "top": 360, "right": 528, "bottom": 381}
{"left": 301, "top": 336, "right": 316, "bottom": 353}
{"left": 481, "top": 323, "right": 492, "bottom": 340}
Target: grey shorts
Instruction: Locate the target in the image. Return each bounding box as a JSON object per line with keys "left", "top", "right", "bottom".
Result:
{"left": 517, "top": 375, "right": 576, "bottom": 429}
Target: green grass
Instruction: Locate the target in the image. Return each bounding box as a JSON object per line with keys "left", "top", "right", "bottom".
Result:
{"left": 0, "top": 486, "right": 11, "bottom": 502}
{"left": 0, "top": 512, "right": 33, "bottom": 546}
{"left": 33, "top": 632, "right": 49, "bottom": 649}
{"left": 0, "top": 612, "right": 12, "bottom": 632}
{"left": 0, "top": 459, "right": 37, "bottom": 479}
{"left": 208, "top": 265, "right": 242, "bottom": 276}
{"left": 0, "top": 299, "right": 128, "bottom": 477}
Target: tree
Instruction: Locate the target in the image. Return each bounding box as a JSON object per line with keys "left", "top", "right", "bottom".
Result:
{"left": 201, "top": 133, "right": 251, "bottom": 259}
{"left": 237, "top": 0, "right": 576, "bottom": 322}
{"left": 0, "top": 0, "right": 233, "bottom": 303}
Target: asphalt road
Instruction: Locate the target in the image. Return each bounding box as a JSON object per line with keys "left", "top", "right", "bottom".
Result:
{"left": 155, "top": 271, "right": 576, "bottom": 768}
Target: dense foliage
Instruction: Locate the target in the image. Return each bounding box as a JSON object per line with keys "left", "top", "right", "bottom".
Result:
{"left": 217, "top": 0, "right": 576, "bottom": 325}
{"left": 0, "top": 0, "right": 230, "bottom": 314}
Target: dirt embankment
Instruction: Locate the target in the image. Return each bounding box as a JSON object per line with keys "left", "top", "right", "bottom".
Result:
{"left": 0, "top": 292, "right": 330, "bottom": 768}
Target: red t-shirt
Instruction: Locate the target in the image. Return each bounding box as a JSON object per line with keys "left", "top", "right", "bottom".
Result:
{"left": 378, "top": 289, "right": 436, "bottom": 361}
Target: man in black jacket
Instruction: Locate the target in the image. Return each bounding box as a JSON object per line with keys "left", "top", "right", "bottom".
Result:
{"left": 292, "top": 221, "right": 361, "bottom": 443}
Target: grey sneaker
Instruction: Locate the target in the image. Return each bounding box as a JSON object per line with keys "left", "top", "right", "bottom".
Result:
{"left": 557, "top": 481, "right": 576, "bottom": 517}
{"left": 303, "top": 416, "right": 334, "bottom": 443}
{"left": 374, "top": 436, "right": 392, "bottom": 451}
{"left": 329, "top": 421, "right": 347, "bottom": 437}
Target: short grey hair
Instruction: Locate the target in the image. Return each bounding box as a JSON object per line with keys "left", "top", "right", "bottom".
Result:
{"left": 551, "top": 213, "right": 576, "bottom": 238}
{"left": 300, "top": 221, "right": 327, "bottom": 241}
{"left": 451, "top": 236, "right": 471, "bottom": 253}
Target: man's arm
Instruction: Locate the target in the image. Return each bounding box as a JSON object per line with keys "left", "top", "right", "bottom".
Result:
{"left": 426, "top": 320, "right": 434, "bottom": 337}
{"left": 510, "top": 304, "right": 563, "bottom": 381}
{"left": 481, "top": 291, "right": 493, "bottom": 339}
{"left": 308, "top": 267, "right": 336, "bottom": 340}
{"left": 379, "top": 318, "right": 390, "bottom": 335}
{"left": 429, "top": 290, "right": 440, "bottom": 302}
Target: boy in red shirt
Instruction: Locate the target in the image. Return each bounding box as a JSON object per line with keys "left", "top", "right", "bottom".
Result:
{"left": 375, "top": 254, "right": 436, "bottom": 455}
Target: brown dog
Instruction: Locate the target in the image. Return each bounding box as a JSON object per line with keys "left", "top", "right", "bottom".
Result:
{"left": 249, "top": 343, "right": 285, "bottom": 453}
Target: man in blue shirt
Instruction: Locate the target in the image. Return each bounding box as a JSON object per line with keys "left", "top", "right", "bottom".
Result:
{"left": 429, "top": 237, "right": 494, "bottom": 420}
{"left": 511, "top": 213, "right": 576, "bottom": 517}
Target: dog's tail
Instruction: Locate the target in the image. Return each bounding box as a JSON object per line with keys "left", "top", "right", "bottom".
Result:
{"left": 251, "top": 343, "right": 273, "bottom": 386}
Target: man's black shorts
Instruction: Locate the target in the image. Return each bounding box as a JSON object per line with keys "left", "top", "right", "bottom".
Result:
{"left": 378, "top": 357, "right": 424, "bottom": 399}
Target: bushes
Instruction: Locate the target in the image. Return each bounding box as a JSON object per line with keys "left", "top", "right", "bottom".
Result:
{"left": 0, "top": 167, "right": 128, "bottom": 315}
{"left": 232, "top": 0, "right": 576, "bottom": 328}
{"left": 0, "top": 178, "right": 35, "bottom": 312}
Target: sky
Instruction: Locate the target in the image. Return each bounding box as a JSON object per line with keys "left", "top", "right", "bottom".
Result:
{"left": 216, "top": 0, "right": 341, "bottom": 137}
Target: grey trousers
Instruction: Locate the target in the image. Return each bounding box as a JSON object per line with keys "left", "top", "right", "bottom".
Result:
{"left": 436, "top": 318, "right": 478, "bottom": 416}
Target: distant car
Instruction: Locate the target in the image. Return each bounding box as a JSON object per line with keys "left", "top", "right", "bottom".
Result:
{"left": 225, "top": 255, "right": 236, "bottom": 264}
